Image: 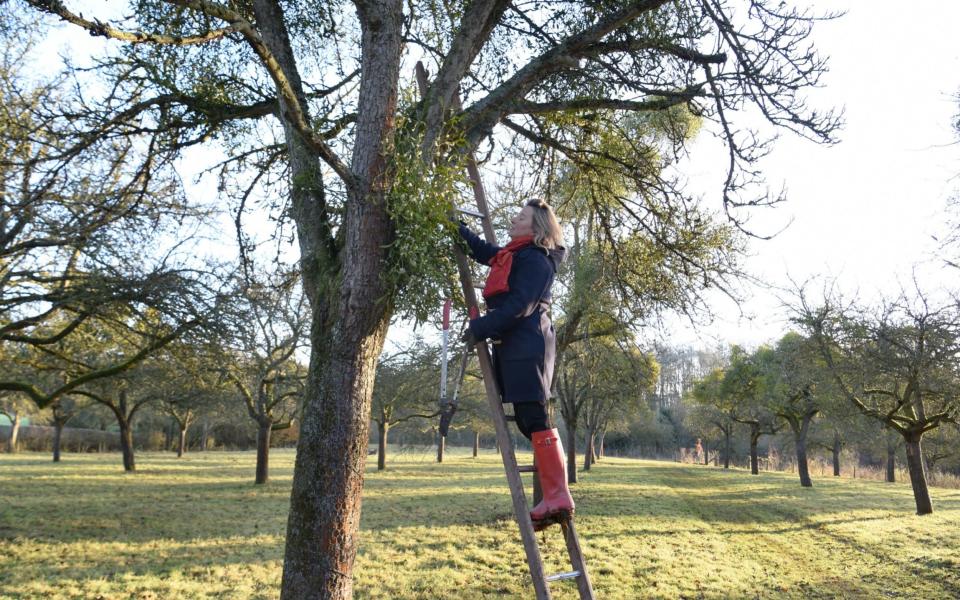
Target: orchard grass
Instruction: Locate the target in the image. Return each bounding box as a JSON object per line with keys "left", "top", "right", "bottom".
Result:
{"left": 2, "top": 448, "right": 959, "bottom": 599}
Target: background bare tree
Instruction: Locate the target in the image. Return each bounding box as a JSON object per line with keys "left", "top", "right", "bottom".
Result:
{"left": 0, "top": 14, "right": 218, "bottom": 409}
{"left": 371, "top": 342, "right": 442, "bottom": 471}
{"left": 796, "top": 286, "right": 960, "bottom": 514}
{"left": 223, "top": 271, "right": 308, "bottom": 484}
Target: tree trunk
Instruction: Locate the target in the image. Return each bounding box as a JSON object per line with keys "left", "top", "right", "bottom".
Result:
{"left": 255, "top": 419, "right": 272, "bottom": 485}
{"left": 723, "top": 429, "right": 731, "bottom": 469}
{"left": 703, "top": 440, "right": 709, "bottom": 466}
{"left": 794, "top": 416, "right": 813, "bottom": 487}
{"left": 583, "top": 433, "right": 594, "bottom": 471}
{"left": 904, "top": 435, "right": 933, "bottom": 515}
{"left": 598, "top": 431, "right": 605, "bottom": 460}
{"left": 119, "top": 420, "right": 136, "bottom": 472}
{"left": 566, "top": 425, "right": 578, "bottom": 483}
{"left": 277, "top": 0, "right": 407, "bottom": 593}
{"left": 177, "top": 424, "right": 188, "bottom": 458}
{"left": 436, "top": 433, "right": 445, "bottom": 463}
{"left": 886, "top": 444, "right": 896, "bottom": 483}
{"left": 750, "top": 429, "right": 760, "bottom": 475}
{"left": 53, "top": 420, "right": 64, "bottom": 462}
{"left": 832, "top": 431, "right": 841, "bottom": 477}
{"left": 6, "top": 412, "right": 21, "bottom": 453}
{"left": 377, "top": 422, "right": 388, "bottom": 471}
{"left": 795, "top": 432, "right": 812, "bottom": 487}
{"left": 472, "top": 431, "right": 479, "bottom": 457}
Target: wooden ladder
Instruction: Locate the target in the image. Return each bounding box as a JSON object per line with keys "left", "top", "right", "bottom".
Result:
{"left": 416, "top": 62, "right": 595, "bottom": 600}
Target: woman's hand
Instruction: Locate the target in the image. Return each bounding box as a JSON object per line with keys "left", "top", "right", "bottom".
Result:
{"left": 461, "top": 328, "right": 478, "bottom": 348}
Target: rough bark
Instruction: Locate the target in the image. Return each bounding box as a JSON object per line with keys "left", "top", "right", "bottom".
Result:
{"left": 280, "top": 3, "right": 402, "bottom": 596}
{"left": 255, "top": 419, "right": 272, "bottom": 484}
{"left": 377, "top": 422, "right": 388, "bottom": 471}
{"left": 472, "top": 430, "right": 479, "bottom": 457}
{"left": 904, "top": 435, "right": 933, "bottom": 515}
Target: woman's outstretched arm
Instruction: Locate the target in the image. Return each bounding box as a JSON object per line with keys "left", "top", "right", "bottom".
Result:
{"left": 458, "top": 222, "right": 500, "bottom": 265}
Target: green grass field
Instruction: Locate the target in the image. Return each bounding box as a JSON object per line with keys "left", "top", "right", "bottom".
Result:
{"left": 2, "top": 447, "right": 959, "bottom": 599}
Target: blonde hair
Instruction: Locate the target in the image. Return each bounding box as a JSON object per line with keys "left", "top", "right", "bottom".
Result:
{"left": 526, "top": 199, "right": 564, "bottom": 250}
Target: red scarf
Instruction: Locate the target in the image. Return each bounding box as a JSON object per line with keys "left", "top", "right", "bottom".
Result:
{"left": 483, "top": 235, "right": 535, "bottom": 299}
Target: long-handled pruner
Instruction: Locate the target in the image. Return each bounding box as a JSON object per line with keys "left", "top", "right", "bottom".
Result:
{"left": 438, "top": 299, "right": 456, "bottom": 436}
{"left": 439, "top": 299, "right": 472, "bottom": 436}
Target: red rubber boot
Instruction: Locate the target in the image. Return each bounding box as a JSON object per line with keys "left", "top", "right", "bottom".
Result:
{"left": 529, "top": 428, "right": 574, "bottom": 529}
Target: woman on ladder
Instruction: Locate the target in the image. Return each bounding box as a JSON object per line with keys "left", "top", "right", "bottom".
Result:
{"left": 459, "top": 198, "right": 573, "bottom": 529}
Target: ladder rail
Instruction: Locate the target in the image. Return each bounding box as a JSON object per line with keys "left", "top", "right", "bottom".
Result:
{"left": 415, "top": 61, "right": 594, "bottom": 600}
{"left": 414, "top": 62, "right": 553, "bottom": 600}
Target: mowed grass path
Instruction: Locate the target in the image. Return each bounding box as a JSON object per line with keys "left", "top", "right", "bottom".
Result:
{"left": 2, "top": 448, "right": 960, "bottom": 599}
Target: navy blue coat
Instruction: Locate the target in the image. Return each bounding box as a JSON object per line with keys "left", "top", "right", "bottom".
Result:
{"left": 460, "top": 224, "right": 565, "bottom": 404}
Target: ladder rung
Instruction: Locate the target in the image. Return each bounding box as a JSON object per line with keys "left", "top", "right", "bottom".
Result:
{"left": 546, "top": 570, "right": 581, "bottom": 582}
{"left": 457, "top": 206, "right": 486, "bottom": 219}
{"left": 517, "top": 465, "right": 536, "bottom": 473}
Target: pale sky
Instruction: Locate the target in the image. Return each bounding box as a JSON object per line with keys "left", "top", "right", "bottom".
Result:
{"left": 24, "top": 1, "right": 960, "bottom": 353}
{"left": 668, "top": 0, "right": 960, "bottom": 348}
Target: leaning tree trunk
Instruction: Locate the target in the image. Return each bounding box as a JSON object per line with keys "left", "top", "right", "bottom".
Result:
{"left": 832, "top": 431, "right": 841, "bottom": 477}
{"left": 6, "top": 412, "right": 21, "bottom": 453}
{"left": 53, "top": 420, "right": 65, "bottom": 462}
{"left": 472, "top": 430, "right": 479, "bottom": 457}
{"left": 749, "top": 429, "right": 760, "bottom": 475}
{"left": 280, "top": 3, "right": 401, "bottom": 594}
{"left": 904, "top": 434, "right": 933, "bottom": 515}
{"left": 119, "top": 420, "right": 136, "bottom": 472}
{"left": 255, "top": 419, "right": 272, "bottom": 485}
{"left": 377, "top": 422, "right": 388, "bottom": 471}
{"left": 566, "top": 425, "right": 578, "bottom": 484}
